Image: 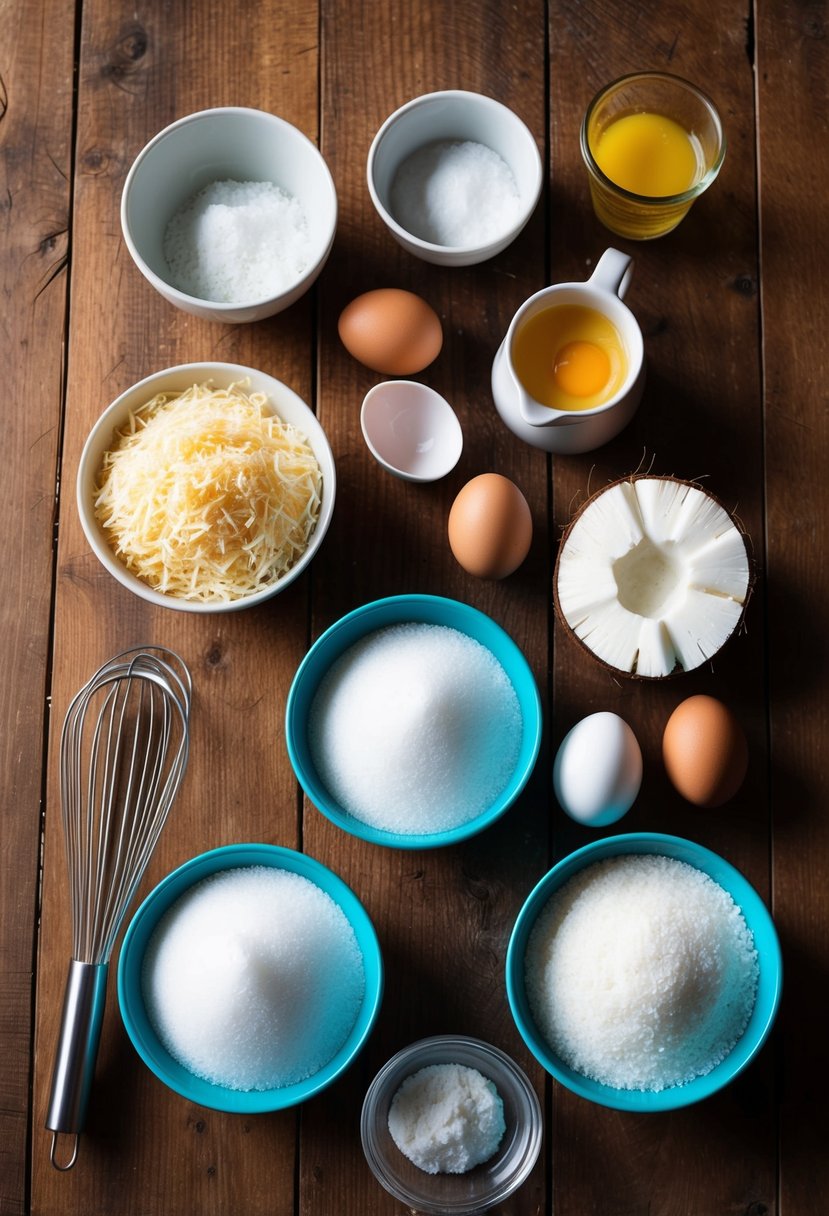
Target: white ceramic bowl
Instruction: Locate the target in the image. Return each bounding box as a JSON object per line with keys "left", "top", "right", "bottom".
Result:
{"left": 121, "top": 107, "right": 337, "bottom": 323}
{"left": 77, "top": 362, "right": 336, "bottom": 613}
{"left": 360, "top": 380, "right": 463, "bottom": 482}
{"left": 367, "top": 91, "right": 542, "bottom": 267}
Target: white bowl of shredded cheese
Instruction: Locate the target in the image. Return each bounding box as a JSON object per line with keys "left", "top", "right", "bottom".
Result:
{"left": 77, "top": 362, "right": 335, "bottom": 612}
{"left": 121, "top": 108, "right": 337, "bottom": 322}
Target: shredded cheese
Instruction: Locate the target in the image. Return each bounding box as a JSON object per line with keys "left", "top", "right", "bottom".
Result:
{"left": 94, "top": 382, "right": 323, "bottom": 602}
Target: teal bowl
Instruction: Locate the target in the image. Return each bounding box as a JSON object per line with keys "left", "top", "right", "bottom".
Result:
{"left": 117, "top": 843, "right": 384, "bottom": 1113}
{"left": 285, "top": 594, "right": 542, "bottom": 849}
{"left": 506, "top": 832, "right": 782, "bottom": 1112}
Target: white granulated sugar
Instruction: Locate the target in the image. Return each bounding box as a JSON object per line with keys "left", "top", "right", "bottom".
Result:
{"left": 389, "top": 140, "right": 521, "bottom": 247}
{"left": 308, "top": 623, "right": 523, "bottom": 835}
{"left": 142, "top": 866, "right": 365, "bottom": 1091}
{"left": 525, "top": 854, "right": 759, "bottom": 1092}
{"left": 163, "top": 179, "right": 311, "bottom": 303}
{"left": 388, "top": 1063, "right": 506, "bottom": 1175}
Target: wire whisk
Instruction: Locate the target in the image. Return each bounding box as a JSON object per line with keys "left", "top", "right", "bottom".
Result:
{"left": 46, "top": 647, "right": 191, "bottom": 1170}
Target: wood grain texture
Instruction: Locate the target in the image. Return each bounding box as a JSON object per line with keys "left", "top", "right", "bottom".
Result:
{"left": 756, "top": 0, "right": 829, "bottom": 1209}
{"left": 306, "top": 2, "right": 550, "bottom": 1211}
{"left": 5, "top": 0, "right": 826, "bottom": 1213}
{"left": 0, "top": 2, "right": 74, "bottom": 1212}
{"left": 30, "top": 3, "right": 319, "bottom": 1213}
{"left": 549, "top": 2, "right": 774, "bottom": 1213}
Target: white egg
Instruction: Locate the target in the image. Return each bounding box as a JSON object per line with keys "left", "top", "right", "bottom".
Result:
{"left": 553, "top": 711, "right": 642, "bottom": 826}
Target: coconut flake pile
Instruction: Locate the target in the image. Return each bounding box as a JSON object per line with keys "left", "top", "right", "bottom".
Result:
{"left": 390, "top": 140, "right": 521, "bottom": 247}
{"left": 525, "top": 854, "right": 759, "bottom": 1092}
{"left": 555, "top": 476, "right": 751, "bottom": 677}
{"left": 388, "top": 1063, "right": 506, "bottom": 1174}
{"left": 142, "top": 866, "right": 365, "bottom": 1091}
{"left": 163, "top": 179, "right": 311, "bottom": 303}
{"left": 308, "top": 623, "right": 522, "bottom": 835}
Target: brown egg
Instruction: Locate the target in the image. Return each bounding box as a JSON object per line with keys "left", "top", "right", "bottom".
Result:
{"left": 662, "top": 695, "right": 748, "bottom": 808}
{"left": 338, "top": 288, "right": 443, "bottom": 375}
{"left": 448, "top": 473, "right": 533, "bottom": 579}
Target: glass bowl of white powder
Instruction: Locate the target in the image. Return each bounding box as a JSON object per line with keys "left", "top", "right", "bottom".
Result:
{"left": 285, "top": 594, "right": 542, "bottom": 849}
{"left": 361, "top": 1035, "right": 542, "bottom": 1213}
{"left": 121, "top": 107, "right": 337, "bottom": 322}
{"left": 117, "top": 843, "right": 383, "bottom": 1112}
{"left": 506, "top": 832, "right": 782, "bottom": 1111}
{"left": 367, "top": 91, "right": 542, "bottom": 266}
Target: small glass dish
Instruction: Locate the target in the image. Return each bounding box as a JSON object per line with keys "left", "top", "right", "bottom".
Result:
{"left": 360, "top": 1035, "right": 542, "bottom": 1214}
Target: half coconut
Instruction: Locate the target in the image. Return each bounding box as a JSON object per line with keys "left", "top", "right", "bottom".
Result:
{"left": 553, "top": 475, "right": 752, "bottom": 679}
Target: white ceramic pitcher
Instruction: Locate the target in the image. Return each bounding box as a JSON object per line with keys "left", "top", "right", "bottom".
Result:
{"left": 491, "top": 248, "right": 645, "bottom": 454}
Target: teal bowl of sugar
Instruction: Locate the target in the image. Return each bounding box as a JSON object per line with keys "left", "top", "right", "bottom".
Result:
{"left": 506, "top": 832, "right": 782, "bottom": 1112}
{"left": 285, "top": 594, "right": 542, "bottom": 849}
{"left": 118, "top": 843, "right": 383, "bottom": 1113}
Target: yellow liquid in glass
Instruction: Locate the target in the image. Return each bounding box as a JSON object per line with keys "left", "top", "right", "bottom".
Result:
{"left": 593, "top": 111, "right": 700, "bottom": 197}
{"left": 512, "top": 304, "right": 627, "bottom": 411}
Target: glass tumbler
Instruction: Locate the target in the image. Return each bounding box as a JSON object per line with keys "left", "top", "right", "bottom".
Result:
{"left": 580, "top": 72, "right": 726, "bottom": 239}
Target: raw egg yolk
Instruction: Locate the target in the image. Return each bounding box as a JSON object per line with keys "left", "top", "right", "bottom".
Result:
{"left": 553, "top": 340, "right": 611, "bottom": 398}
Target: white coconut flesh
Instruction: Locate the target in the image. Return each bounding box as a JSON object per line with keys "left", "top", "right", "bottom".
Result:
{"left": 555, "top": 477, "right": 751, "bottom": 678}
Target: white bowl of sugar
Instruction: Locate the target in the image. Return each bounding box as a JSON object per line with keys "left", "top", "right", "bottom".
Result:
{"left": 367, "top": 91, "right": 543, "bottom": 267}
{"left": 121, "top": 107, "right": 337, "bottom": 323}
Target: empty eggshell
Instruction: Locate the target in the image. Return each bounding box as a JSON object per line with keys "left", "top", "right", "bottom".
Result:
{"left": 338, "top": 288, "right": 443, "bottom": 375}
{"left": 448, "top": 473, "right": 532, "bottom": 579}
{"left": 662, "top": 694, "right": 748, "bottom": 808}
{"left": 553, "top": 711, "right": 643, "bottom": 827}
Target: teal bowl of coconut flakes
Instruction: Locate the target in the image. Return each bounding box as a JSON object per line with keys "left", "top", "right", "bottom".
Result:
{"left": 117, "top": 844, "right": 383, "bottom": 1112}
{"left": 285, "top": 594, "right": 543, "bottom": 849}
{"left": 506, "top": 832, "right": 782, "bottom": 1112}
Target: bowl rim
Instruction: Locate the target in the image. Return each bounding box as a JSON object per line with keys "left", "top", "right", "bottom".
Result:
{"left": 76, "top": 361, "right": 336, "bottom": 613}
{"left": 360, "top": 1033, "right": 543, "bottom": 1214}
{"left": 285, "top": 593, "right": 543, "bottom": 849}
{"left": 366, "top": 89, "right": 543, "bottom": 256}
{"left": 505, "top": 831, "right": 783, "bottom": 1111}
{"left": 360, "top": 380, "right": 463, "bottom": 482}
{"left": 116, "top": 842, "right": 384, "bottom": 1113}
{"left": 120, "top": 105, "right": 338, "bottom": 313}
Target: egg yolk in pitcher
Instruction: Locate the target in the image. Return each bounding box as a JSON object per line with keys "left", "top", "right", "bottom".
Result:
{"left": 512, "top": 304, "right": 626, "bottom": 411}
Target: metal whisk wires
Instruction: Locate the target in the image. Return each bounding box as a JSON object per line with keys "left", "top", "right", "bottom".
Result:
{"left": 60, "top": 648, "right": 190, "bottom": 963}
{"left": 47, "top": 647, "right": 191, "bottom": 1170}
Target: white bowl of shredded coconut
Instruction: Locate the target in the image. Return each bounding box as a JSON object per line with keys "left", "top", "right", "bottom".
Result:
{"left": 361, "top": 1036, "right": 542, "bottom": 1213}
{"left": 121, "top": 108, "right": 337, "bottom": 322}
{"left": 77, "top": 362, "right": 335, "bottom": 612}
{"left": 367, "top": 91, "right": 542, "bottom": 266}
{"left": 507, "top": 833, "right": 782, "bottom": 1111}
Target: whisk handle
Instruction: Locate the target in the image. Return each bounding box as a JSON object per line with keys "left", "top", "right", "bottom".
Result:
{"left": 46, "top": 960, "right": 109, "bottom": 1168}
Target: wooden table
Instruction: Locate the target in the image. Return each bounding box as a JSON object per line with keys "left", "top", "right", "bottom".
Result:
{"left": 2, "top": 1, "right": 827, "bottom": 1212}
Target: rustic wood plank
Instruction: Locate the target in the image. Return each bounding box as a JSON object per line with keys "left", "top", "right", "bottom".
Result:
{"left": 756, "top": 0, "right": 829, "bottom": 1211}
{"left": 0, "top": 2, "right": 75, "bottom": 1212}
{"left": 305, "top": 1, "right": 550, "bottom": 1211}
{"left": 30, "top": 3, "right": 320, "bottom": 1213}
{"left": 14, "top": 0, "right": 824, "bottom": 1213}
{"left": 549, "top": 2, "right": 775, "bottom": 1213}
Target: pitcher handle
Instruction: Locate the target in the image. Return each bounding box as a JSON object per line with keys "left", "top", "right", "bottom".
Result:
{"left": 588, "top": 248, "right": 633, "bottom": 299}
